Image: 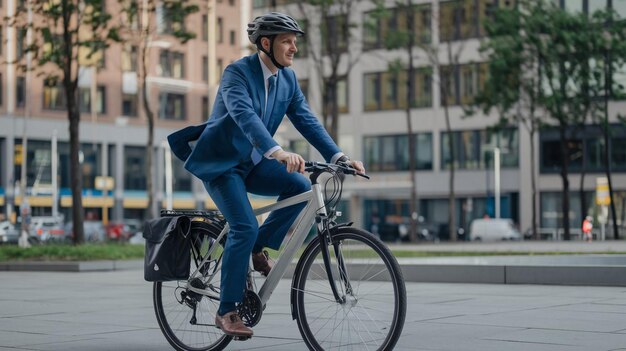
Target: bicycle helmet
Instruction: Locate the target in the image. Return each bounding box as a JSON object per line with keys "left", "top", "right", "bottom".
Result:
{"left": 247, "top": 12, "right": 305, "bottom": 69}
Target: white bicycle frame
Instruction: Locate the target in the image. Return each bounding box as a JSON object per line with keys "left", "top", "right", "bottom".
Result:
{"left": 187, "top": 182, "right": 328, "bottom": 305}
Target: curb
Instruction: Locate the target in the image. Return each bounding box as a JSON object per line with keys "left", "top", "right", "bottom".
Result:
{"left": 3, "top": 256, "right": 626, "bottom": 287}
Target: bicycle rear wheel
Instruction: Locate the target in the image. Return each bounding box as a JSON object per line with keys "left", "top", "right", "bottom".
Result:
{"left": 292, "top": 227, "right": 406, "bottom": 351}
{"left": 153, "top": 221, "right": 232, "bottom": 351}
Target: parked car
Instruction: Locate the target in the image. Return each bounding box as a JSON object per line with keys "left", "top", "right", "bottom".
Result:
{"left": 0, "top": 221, "right": 19, "bottom": 244}
{"left": 65, "top": 221, "right": 106, "bottom": 242}
{"left": 29, "top": 216, "right": 66, "bottom": 242}
{"left": 469, "top": 218, "right": 521, "bottom": 241}
{"left": 105, "top": 222, "right": 133, "bottom": 241}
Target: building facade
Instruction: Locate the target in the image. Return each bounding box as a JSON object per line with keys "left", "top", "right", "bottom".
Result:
{"left": 0, "top": 0, "right": 248, "bottom": 223}
{"left": 251, "top": 0, "right": 626, "bottom": 240}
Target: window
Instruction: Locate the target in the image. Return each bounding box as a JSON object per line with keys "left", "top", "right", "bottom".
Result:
{"left": 159, "top": 93, "right": 186, "bottom": 120}
{"left": 122, "top": 44, "right": 137, "bottom": 72}
{"left": 441, "top": 63, "right": 487, "bottom": 106}
{"left": 439, "top": 0, "right": 479, "bottom": 42}
{"left": 540, "top": 125, "right": 626, "bottom": 173}
{"left": 170, "top": 154, "right": 192, "bottom": 192}
{"left": 43, "top": 78, "right": 66, "bottom": 110}
{"left": 0, "top": 74, "right": 2, "bottom": 106}
{"left": 0, "top": 27, "right": 3, "bottom": 55}
{"left": 202, "top": 14, "right": 208, "bottom": 41}
{"left": 441, "top": 128, "right": 519, "bottom": 170}
{"left": 78, "top": 86, "right": 106, "bottom": 114}
{"left": 336, "top": 78, "right": 349, "bottom": 113}
{"left": 296, "top": 19, "right": 308, "bottom": 58}
{"left": 17, "top": 77, "right": 26, "bottom": 107}
{"left": 364, "top": 68, "right": 432, "bottom": 111}
{"left": 158, "top": 3, "right": 184, "bottom": 35}
{"left": 229, "top": 0, "right": 235, "bottom": 5}
{"left": 363, "top": 5, "right": 431, "bottom": 51}
{"left": 159, "top": 50, "right": 185, "bottom": 79}
{"left": 124, "top": 146, "right": 146, "bottom": 190}
{"left": 122, "top": 93, "right": 138, "bottom": 117}
{"left": 299, "top": 79, "right": 309, "bottom": 100}
{"left": 217, "top": 17, "right": 223, "bottom": 43}
{"left": 58, "top": 142, "right": 101, "bottom": 189}
{"left": 230, "top": 30, "right": 236, "bottom": 46}
{"left": 217, "top": 59, "right": 223, "bottom": 80}
{"left": 322, "top": 15, "right": 348, "bottom": 55}
{"left": 202, "top": 56, "right": 208, "bottom": 82}
{"left": 202, "top": 96, "right": 209, "bottom": 122}
{"left": 364, "top": 133, "right": 433, "bottom": 172}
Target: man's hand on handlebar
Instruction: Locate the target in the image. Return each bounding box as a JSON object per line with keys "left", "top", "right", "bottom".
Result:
{"left": 272, "top": 149, "right": 305, "bottom": 173}
{"left": 347, "top": 160, "right": 366, "bottom": 175}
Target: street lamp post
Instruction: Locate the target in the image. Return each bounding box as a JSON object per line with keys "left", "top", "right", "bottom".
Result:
{"left": 494, "top": 147, "right": 501, "bottom": 219}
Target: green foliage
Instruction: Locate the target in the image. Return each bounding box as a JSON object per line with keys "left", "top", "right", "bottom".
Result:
{"left": 0, "top": 243, "right": 145, "bottom": 262}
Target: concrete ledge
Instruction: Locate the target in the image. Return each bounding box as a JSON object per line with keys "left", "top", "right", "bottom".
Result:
{"left": 401, "top": 264, "right": 505, "bottom": 284}
{"left": 0, "top": 259, "right": 143, "bottom": 272}
{"left": 506, "top": 265, "right": 626, "bottom": 286}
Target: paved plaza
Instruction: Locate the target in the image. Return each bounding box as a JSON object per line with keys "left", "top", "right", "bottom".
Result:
{"left": 1, "top": 268, "right": 626, "bottom": 350}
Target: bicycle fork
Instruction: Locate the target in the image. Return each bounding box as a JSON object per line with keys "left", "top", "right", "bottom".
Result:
{"left": 318, "top": 221, "right": 354, "bottom": 303}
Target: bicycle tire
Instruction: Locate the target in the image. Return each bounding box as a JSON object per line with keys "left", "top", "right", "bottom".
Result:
{"left": 153, "top": 221, "right": 233, "bottom": 351}
{"left": 292, "top": 227, "right": 406, "bottom": 351}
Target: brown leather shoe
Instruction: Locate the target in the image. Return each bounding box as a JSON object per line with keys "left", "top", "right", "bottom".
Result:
{"left": 215, "top": 311, "right": 253, "bottom": 338}
{"left": 252, "top": 250, "right": 273, "bottom": 277}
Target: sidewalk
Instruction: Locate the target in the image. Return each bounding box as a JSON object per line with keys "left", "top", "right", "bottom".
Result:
{"left": 1, "top": 270, "right": 626, "bottom": 350}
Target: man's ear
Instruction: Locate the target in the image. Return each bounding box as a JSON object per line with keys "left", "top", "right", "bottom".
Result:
{"left": 261, "top": 37, "right": 270, "bottom": 51}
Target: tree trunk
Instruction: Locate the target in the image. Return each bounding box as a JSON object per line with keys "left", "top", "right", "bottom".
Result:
{"left": 406, "top": 7, "right": 418, "bottom": 242}
{"left": 63, "top": 2, "right": 84, "bottom": 244}
{"left": 141, "top": 31, "right": 158, "bottom": 220}
{"left": 530, "top": 127, "right": 538, "bottom": 240}
{"left": 442, "top": 77, "right": 456, "bottom": 242}
{"left": 559, "top": 124, "right": 571, "bottom": 240}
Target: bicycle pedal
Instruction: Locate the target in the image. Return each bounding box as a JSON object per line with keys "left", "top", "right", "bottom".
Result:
{"left": 233, "top": 336, "right": 252, "bottom": 341}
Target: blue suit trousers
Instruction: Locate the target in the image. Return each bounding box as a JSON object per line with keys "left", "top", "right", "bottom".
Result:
{"left": 203, "top": 158, "right": 311, "bottom": 304}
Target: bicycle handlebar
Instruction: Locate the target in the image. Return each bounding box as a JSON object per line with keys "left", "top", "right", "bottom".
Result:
{"left": 304, "top": 161, "right": 370, "bottom": 180}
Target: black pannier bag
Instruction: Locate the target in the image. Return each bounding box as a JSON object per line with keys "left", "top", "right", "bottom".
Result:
{"left": 143, "top": 216, "right": 192, "bottom": 282}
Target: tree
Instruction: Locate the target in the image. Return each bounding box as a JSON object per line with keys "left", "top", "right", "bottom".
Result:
{"left": 472, "top": 2, "right": 544, "bottom": 239}
{"left": 295, "top": 0, "right": 363, "bottom": 142}
{"left": 117, "top": 0, "right": 198, "bottom": 219}
{"left": 10, "top": 0, "right": 118, "bottom": 244}
{"left": 366, "top": 0, "right": 432, "bottom": 242}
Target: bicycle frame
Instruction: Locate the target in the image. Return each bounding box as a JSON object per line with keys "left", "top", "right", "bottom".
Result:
{"left": 187, "top": 182, "right": 328, "bottom": 306}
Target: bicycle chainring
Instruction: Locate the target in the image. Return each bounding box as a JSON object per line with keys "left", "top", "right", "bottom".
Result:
{"left": 237, "top": 289, "right": 263, "bottom": 327}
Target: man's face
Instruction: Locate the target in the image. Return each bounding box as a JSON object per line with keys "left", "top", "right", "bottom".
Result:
{"left": 265, "top": 33, "right": 298, "bottom": 67}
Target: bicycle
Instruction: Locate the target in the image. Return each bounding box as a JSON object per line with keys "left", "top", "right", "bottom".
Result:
{"left": 153, "top": 161, "right": 407, "bottom": 351}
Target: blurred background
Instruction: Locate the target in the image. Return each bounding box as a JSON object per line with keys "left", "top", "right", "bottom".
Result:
{"left": 0, "top": 0, "right": 625, "bottom": 245}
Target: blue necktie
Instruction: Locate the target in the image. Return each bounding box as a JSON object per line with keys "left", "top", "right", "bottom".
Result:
{"left": 251, "top": 75, "right": 277, "bottom": 165}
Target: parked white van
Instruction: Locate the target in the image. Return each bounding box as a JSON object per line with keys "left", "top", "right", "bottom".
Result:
{"left": 469, "top": 218, "right": 521, "bottom": 241}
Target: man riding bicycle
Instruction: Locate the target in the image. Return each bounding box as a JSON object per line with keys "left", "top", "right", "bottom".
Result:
{"left": 168, "top": 12, "right": 365, "bottom": 338}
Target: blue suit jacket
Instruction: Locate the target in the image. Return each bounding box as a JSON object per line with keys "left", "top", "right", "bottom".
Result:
{"left": 168, "top": 53, "right": 340, "bottom": 183}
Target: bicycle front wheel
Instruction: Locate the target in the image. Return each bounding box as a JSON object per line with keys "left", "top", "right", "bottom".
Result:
{"left": 292, "top": 227, "right": 406, "bottom": 351}
{"left": 153, "top": 221, "right": 232, "bottom": 351}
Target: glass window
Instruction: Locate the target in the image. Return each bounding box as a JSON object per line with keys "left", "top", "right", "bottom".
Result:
{"left": 364, "top": 137, "right": 381, "bottom": 171}
{"left": 296, "top": 19, "right": 308, "bottom": 58}
{"left": 230, "top": 30, "right": 236, "bottom": 46}
{"left": 217, "top": 17, "right": 223, "bottom": 43}
{"left": 364, "top": 73, "right": 380, "bottom": 111}
{"left": 615, "top": 0, "right": 626, "bottom": 17}
{"left": 337, "top": 78, "right": 349, "bottom": 113}
{"left": 122, "top": 93, "right": 138, "bottom": 117}
{"left": 122, "top": 44, "right": 137, "bottom": 72}
{"left": 124, "top": 146, "right": 146, "bottom": 190}
{"left": 564, "top": 0, "right": 583, "bottom": 12}
{"left": 158, "top": 4, "right": 184, "bottom": 35}
{"left": 78, "top": 86, "right": 106, "bottom": 114}
{"left": 299, "top": 79, "right": 309, "bottom": 100}
{"left": 381, "top": 72, "right": 398, "bottom": 110}
{"left": 364, "top": 133, "right": 433, "bottom": 171}
{"left": 16, "top": 76, "right": 25, "bottom": 107}
{"left": 440, "top": 65, "right": 457, "bottom": 106}
{"left": 171, "top": 154, "right": 192, "bottom": 192}
{"left": 323, "top": 15, "right": 348, "bottom": 54}
{"left": 202, "top": 96, "right": 209, "bottom": 122}
{"left": 612, "top": 138, "right": 626, "bottom": 170}
{"left": 158, "top": 93, "right": 186, "bottom": 120}
{"left": 202, "top": 14, "right": 208, "bottom": 41}
{"left": 58, "top": 142, "right": 101, "bottom": 189}
{"left": 159, "top": 50, "right": 185, "bottom": 79}
{"left": 43, "top": 78, "right": 66, "bottom": 110}
{"left": 16, "top": 27, "right": 26, "bottom": 59}
{"left": 202, "top": 56, "right": 208, "bottom": 82}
